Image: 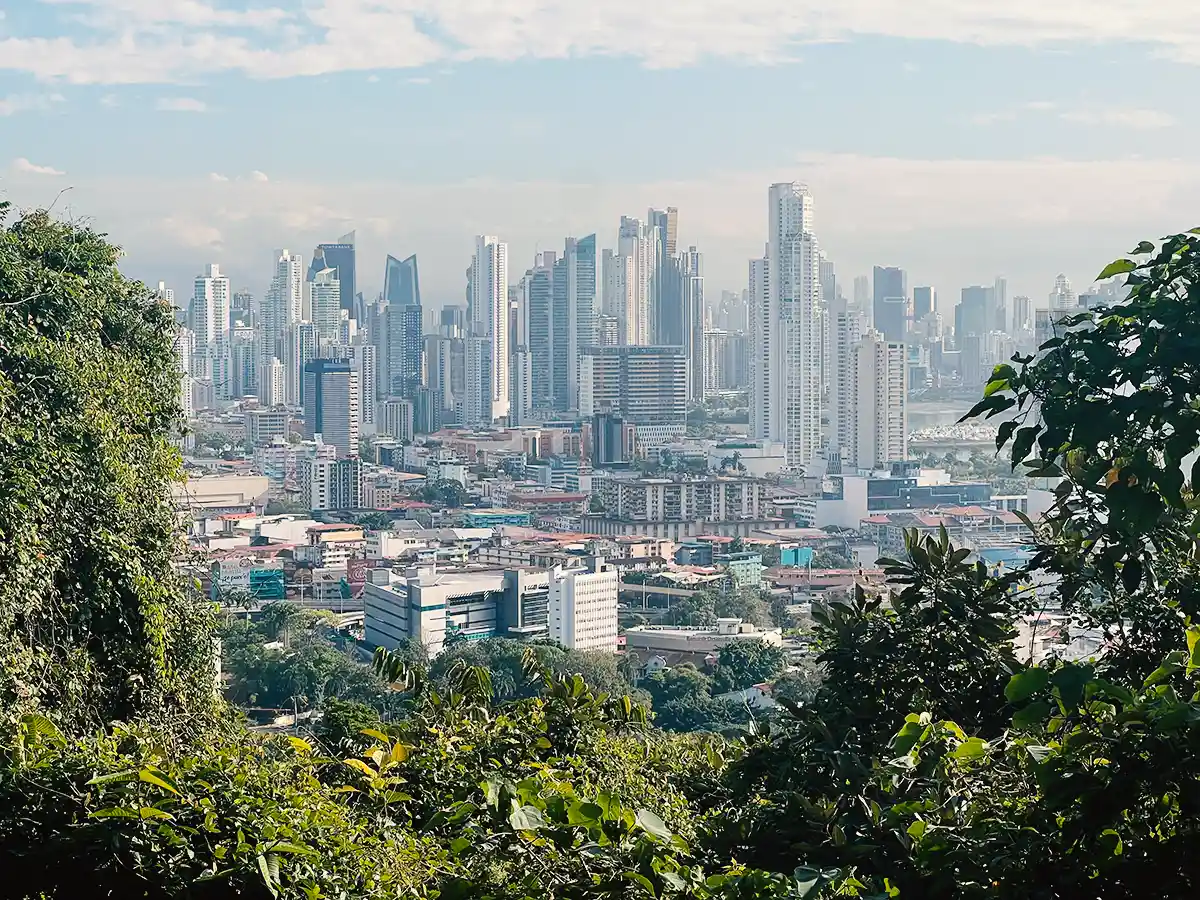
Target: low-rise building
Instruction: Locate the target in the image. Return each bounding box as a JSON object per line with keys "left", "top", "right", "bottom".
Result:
{"left": 298, "top": 524, "right": 365, "bottom": 568}
{"left": 548, "top": 558, "right": 619, "bottom": 653}
{"left": 623, "top": 618, "right": 783, "bottom": 666}
{"left": 583, "top": 473, "right": 777, "bottom": 539}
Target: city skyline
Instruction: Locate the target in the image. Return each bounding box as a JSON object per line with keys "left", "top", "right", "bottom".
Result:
{"left": 3, "top": 3, "right": 1200, "bottom": 299}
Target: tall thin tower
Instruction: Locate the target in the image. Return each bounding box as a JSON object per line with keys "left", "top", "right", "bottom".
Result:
{"left": 469, "top": 235, "right": 510, "bottom": 423}
{"left": 752, "top": 183, "right": 823, "bottom": 470}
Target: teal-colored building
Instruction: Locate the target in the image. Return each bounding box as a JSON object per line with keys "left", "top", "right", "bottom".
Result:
{"left": 464, "top": 508, "right": 533, "bottom": 528}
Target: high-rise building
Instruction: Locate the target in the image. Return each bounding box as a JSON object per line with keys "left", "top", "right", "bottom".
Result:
{"left": 579, "top": 345, "right": 687, "bottom": 448}
{"left": 993, "top": 276, "right": 1008, "bottom": 332}
{"left": 548, "top": 559, "right": 619, "bottom": 652}
{"left": 1012, "top": 295, "right": 1033, "bottom": 334}
{"left": 425, "top": 333, "right": 464, "bottom": 429}
{"left": 957, "top": 285, "right": 993, "bottom": 342}
{"left": 596, "top": 314, "right": 619, "bottom": 347}
{"left": 191, "top": 263, "right": 231, "bottom": 376}
{"left": 302, "top": 359, "right": 360, "bottom": 457}
{"left": 844, "top": 329, "right": 907, "bottom": 470}
{"left": 853, "top": 274, "right": 870, "bottom": 310}
{"left": 649, "top": 208, "right": 682, "bottom": 346}
{"left": 262, "top": 250, "right": 304, "bottom": 369}
{"left": 378, "top": 398, "right": 415, "bottom": 442}
{"left": 550, "top": 235, "right": 597, "bottom": 410}
{"left": 830, "top": 296, "right": 866, "bottom": 458}
{"left": 329, "top": 343, "right": 378, "bottom": 431}
{"left": 522, "top": 254, "right": 555, "bottom": 412}
{"left": 681, "top": 246, "right": 705, "bottom": 403}
{"left": 230, "top": 326, "right": 258, "bottom": 399}
{"left": 1049, "top": 274, "right": 1077, "bottom": 317}
{"left": 618, "top": 216, "right": 655, "bottom": 346}
{"left": 231, "top": 290, "right": 253, "bottom": 328}
{"left": 258, "top": 358, "right": 286, "bottom": 407}
{"left": 309, "top": 233, "right": 357, "bottom": 318}
{"left": 751, "top": 183, "right": 823, "bottom": 470}
{"left": 873, "top": 265, "right": 908, "bottom": 342}
{"left": 309, "top": 457, "right": 363, "bottom": 511}
{"left": 284, "top": 321, "right": 319, "bottom": 408}
{"left": 309, "top": 267, "right": 342, "bottom": 344}
{"left": 468, "top": 235, "right": 509, "bottom": 423}
{"left": 913, "top": 286, "right": 935, "bottom": 322}
{"left": 383, "top": 254, "right": 423, "bottom": 398}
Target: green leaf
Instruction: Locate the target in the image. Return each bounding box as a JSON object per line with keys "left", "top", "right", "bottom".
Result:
{"left": 88, "top": 807, "right": 139, "bottom": 819}
{"left": 257, "top": 853, "right": 280, "bottom": 898}
{"left": 508, "top": 804, "right": 546, "bottom": 831}
{"left": 624, "top": 871, "right": 657, "bottom": 895}
{"left": 1188, "top": 626, "right": 1200, "bottom": 670}
{"left": 1130, "top": 240, "right": 1155, "bottom": 255}
{"left": 86, "top": 769, "right": 139, "bottom": 787}
{"left": 1097, "top": 258, "right": 1137, "bottom": 280}
{"left": 1025, "top": 745, "right": 1053, "bottom": 763}
{"left": 138, "top": 768, "right": 180, "bottom": 796}
{"left": 265, "top": 842, "right": 315, "bottom": 856}
{"left": 635, "top": 808, "right": 674, "bottom": 841}
{"left": 1051, "top": 665, "right": 1093, "bottom": 710}
{"left": 951, "top": 737, "right": 988, "bottom": 761}
{"left": 1012, "top": 701, "right": 1052, "bottom": 730}
{"left": 1099, "top": 829, "right": 1124, "bottom": 856}
{"left": 1011, "top": 425, "right": 1041, "bottom": 466}
{"left": 659, "top": 871, "right": 686, "bottom": 891}
{"left": 1005, "top": 668, "right": 1049, "bottom": 703}
{"left": 906, "top": 819, "right": 927, "bottom": 839}
{"left": 138, "top": 807, "right": 175, "bottom": 821}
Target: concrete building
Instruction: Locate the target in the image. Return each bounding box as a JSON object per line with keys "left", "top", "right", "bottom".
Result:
{"left": 468, "top": 235, "right": 509, "bottom": 423}
{"left": 843, "top": 329, "right": 907, "bottom": 470}
{"left": 190, "top": 263, "right": 231, "bottom": 379}
{"left": 579, "top": 345, "right": 687, "bottom": 448}
{"left": 624, "top": 618, "right": 783, "bottom": 665}
{"left": 617, "top": 216, "right": 656, "bottom": 346}
{"left": 751, "top": 183, "right": 823, "bottom": 470}
{"left": 383, "top": 253, "right": 423, "bottom": 399}
{"left": 244, "top": 407, "right": 290, "bottom": 448}
{"left": 584, "top": 473, "right": 774, "bottom": 539}
{"left": 378, "top": 397, "right": 415, "bottom": 442}
{"left": 548, "top": 558, "right": 619, "bottom": 652}
{"left": 308, "top": 457, "right": 363, "bottom": 511}
{"left": 872, "top": 265, "right": 907, "bottom": 342}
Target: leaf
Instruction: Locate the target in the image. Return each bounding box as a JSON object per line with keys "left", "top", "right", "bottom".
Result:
{"left": 257, "top": 853, "right": 280, "bottom": 898}
{"left": 1051, "top": 665, "right": 1093, "bottom": 710}
{"left": 635, "top": 808, "right": 674, "bottom": 841}
{"left": 906, "top": 819, "right": 927, "bottom": 839}
{"left": 1005, "top": 668, "right": 1050, "bottom": 703}
{"left": 1099, "top": 829, "right": 1124, "bottom": 856}
{"left": 951, "top": 737, "right": 988, "bottom": 761}
{"left": 88, "top": 807, "right": 139, "bottom": 819}
{"left": 1097, "top": 258, "right": 1137, "bottom": 280}
{"left": 1130, "top": 240, "right": 1155, "bottom": 255}
{"left": 1012, "top": 701, "right": 1052, "bottom": 730}
{"left": 1188, "top": 626, "right": 1200, "bottom": 670}
{"left": 86, "top": 769, "right": 139, "bottom": 787}
{"left": 996, "top": 420, "right": 1017, "bottom": 450}
{"left": 265, "top": 842, "right": 315, "bottom": 856}
{"left": 1011, "top": 426, "right": 1041, "bottom": 466}
{"left": 342, "top": 758, "right": 376, "bottom": 777}
{"left": 286, "top": 736, "right": 312, "bottom": 755}
{"left": 360, "top": 728, "right": 390, "bottom": 742}
{"left": 624, "top": 871, "right": 657, "bottom": 896}
{"left": 138, "top": 768, "right": 180, "bottom": 796}
{"left": 137, "top": 807, "right": 175, "bottom": 820}
{"left": 508, "top": 804, "right": 546, "bottom": 831}
{"left": 1025, "top": 745, "right": 1053, "bottom": 763}
{"left": 659, "top": 871, "right": 686, "bottom": 891}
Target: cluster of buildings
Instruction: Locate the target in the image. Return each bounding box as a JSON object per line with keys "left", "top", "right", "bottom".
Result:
{"left": 168, "top": 182, "right": 1111, "bottom": 669}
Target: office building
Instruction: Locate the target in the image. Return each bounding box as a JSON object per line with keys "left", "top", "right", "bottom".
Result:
{"left": 302, "top": 359, "right": 360, "bottom": 457}
{"left": 994, "top": 276, "right": 1008, "bottom": 332}
{"left": 384, "top": 254, "right": 423, "bottom": 399}
{"left": 425, "top": 333, "right": 465, "bottom": 429}
{"left": 548, "top": 559, "right": 619, "bottom": 652}
{"left": 843, "top": 329, "right": 907, "bottom": 470}
{"left": 830, "top": 296, "right": 866, "bottom": 457}
{"left": 309, "top": 233, "right": 357, "bottom": 318}
{"left": 957, "top": 285, "right": 993, "bottom": 341}
{"left": 750, "top": 182, "right": 823, "bottom": 470}
{"left": 1012, "top": 295, "right": 1032, "bottom": 335}
{"left": 1049, "top": 274, "right": 1077, "bottom": 317}
{"left": 309, "top": 267, "right": 342, "bottom": 343}
{"left": 328, "top": 343, "right": 378, "bottom": 431}
{"left": 229, "top": 327, "right": 258, "bottom": 399}
{"left": 649, "top": 207, "right": 682, "bottom": 347}
{"left": 547, "top": 235, "right": 597, "bottom": 411}
{"left": 468, "top": 235, "right": 509, "bottom": 423}
{"left": 283, "top": 321, "right": 319, "bottom": 408}
{"left": 596, "top": 314, "right": 619, "bottom": 346}
{"left": 873, "top": 266, "right": 907, "bottom": 341}
{"left": 913, "top": 286, "right": 934, "bottom": 322}
{"left": 579, "top": 345, "right": 688, "bottom": 447}
{"left": 591, "top": 412, "right": 636, "bottom": 466}
{"left": 521, "top": 252, "right": 555, "bottom": 412}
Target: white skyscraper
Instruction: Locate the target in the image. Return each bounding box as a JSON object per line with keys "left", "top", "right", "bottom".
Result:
{"left": 191, "top": 263, "right": 231, "bottom": 376}
{"left": 830, "top": 297, "right": 866, "bottom": 458}
{"left": 469, "top": 235, "right": 509, "bottom": 423}
{"left": 258, "top": 358, "right": 286, "bottom": 407}
{"left": 844, "top": 328, "right": 907, "bottom": 470}
{"left": 1049, "top": 274, "right": 1077, "bottom": 317}
{"left": 751, "top": 183, "right": 823, "bottom": 470}
{"left": 263, "top": 250, "right": 304, "bottom": 367}
{"left": 617, "top": 217, "right": 655, "bottom": 346}
{"left": 310, "top": 267, "right": 342, "bottom": 344}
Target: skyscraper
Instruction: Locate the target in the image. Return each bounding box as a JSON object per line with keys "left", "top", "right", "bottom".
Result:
{"left": 191, "top": 263, "right": 231, "bottom": 377}
{"left": 681, "top": 246, "right": 705, "bottom": 403}
{"left": 844, "top": 329, "right": 907, "bottom": 470}
{"left": 549, "top": 235, "right": 597, "bottom": 411}
{"left": 873, "top": 265, "right": 908, "bottom": 342}
{"left": 751, "top": 183, "right": 823, "bottom": 470}
{"left": 309, "top": 232, "right": 357, "bottom": 317}
{"left": 957, "top": 285, "right": 992, "bottom": 340}
{"left": 383, "top": 254, "right": 422, "bottom": 398}
{"left": 468, "top": 236, "right": 509, "bottom": 423}
{"left": 913, "top": 286, "right": 935, "bottom": 322}
{"left": 993, "top": 276, "right": 1008, "bottom": 332}
{"left": 310, "top": 267, "right": 342, "bottom": 343}
{"left": 618, "top": 217, "right": 655, "bottom": 346}
{"left": 522, "top": 253, "right": 555, "bottom": 412}
{"left": 830, "top": 295, "right": 866, "bottom": 459}
{"left": 579, "top": 346, "right": 688, "bottom": 447}
{"left": 302, "top": 358, "right": 360, "bottom": 457}
{"left": 262, "top": 250, "right": 304, "bottom": 370}
{"left": 1049, "top": 274, "right": 1077, "bottom": 316}
{"left": 649, "top": 207, "right": 682, "bottom": 346}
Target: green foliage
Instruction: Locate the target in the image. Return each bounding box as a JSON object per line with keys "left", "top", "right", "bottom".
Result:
{"left": 0, "top": 207, "right": 217, "bottom": 731}
{"left": 712, "top": 639, "right": 787, "bottom": 694}
{"left": 421, "top": 478, "right": 467, "bottom": 508}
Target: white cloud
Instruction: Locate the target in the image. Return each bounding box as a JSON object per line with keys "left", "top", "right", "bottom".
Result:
{"left": 6, "top": 153, "right": 1196, "bottom": 309}
{"left": 99, "top": 93, "right": 120, "bottom": 107}
{"left": 6, "top": 0, "right": 1200, "bottom": 83}
{"left": 209, "top": 172, "right": 230, "bottom": 182}
{"left": 156, "top": 96, "right": 207, "bottom": 112}
{"left": 0, "top": 93, "right": 65, "bottom": 116}
{"left": 10, "top": 157, "right": 66, "bottom": 176}
{"left": 250, "top": 170, "right": 269, "bottom": 182}
{"left": 1060, "top": 108, "right": 1176, "bottom": 129}
{"left": 366, "top": 74, "right": 380, "bottom": 82}
{"left": 406, "top": 76, "right": 431, "bottom": 84}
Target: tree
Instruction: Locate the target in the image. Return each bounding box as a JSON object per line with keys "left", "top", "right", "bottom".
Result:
{"left": 643, "top": 664, "right": 711, "bottom": 707}
{"left": 715, "top": 588, "right": 774, "bottom": 628}
{"left": 421, "top": 478, "right": 467, "bottom": 508}
{"left": 770, "top": 660, "right": 823, "bottom": 707}
{"left": 0, "top": 205, "right": 217, "bottom": 730}
{"left": 710, "top": 639, "right": 786, "bottom": 694}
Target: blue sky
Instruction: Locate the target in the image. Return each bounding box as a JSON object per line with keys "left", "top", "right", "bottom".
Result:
{"left": 2, "top": 0, "right": 1200, "bottom": 309}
